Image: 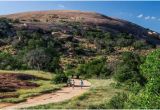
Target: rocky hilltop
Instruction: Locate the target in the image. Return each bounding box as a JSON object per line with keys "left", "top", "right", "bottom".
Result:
{"left": 2, "top": 10, "right": 160, "bottom": 45}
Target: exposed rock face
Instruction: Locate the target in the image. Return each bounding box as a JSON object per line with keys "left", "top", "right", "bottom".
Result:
{"left": 1, "top": 10, "right": 160, "bottom": 45}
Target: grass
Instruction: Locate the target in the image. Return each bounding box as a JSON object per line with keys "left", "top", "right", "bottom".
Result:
{"left": 0, "top": 70, "right": 64, "bottom": 103}
{"left": 0, "top": 70, "right": 53, "bottom": 80}
{"left": 28, "top": 78, "right": 125, "bottom": 109}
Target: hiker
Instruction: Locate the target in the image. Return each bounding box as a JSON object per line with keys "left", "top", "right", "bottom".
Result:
{"left": 72, "top": 79, "right": 75, "bottom": 89}
{"left": 80, "top": 80, "right": 84, "bottom": 89}
{"left": 67, "top": 78, "right": 71, "bottom": 87}
{"left": 71, "top": 75, "right": 74, "bottom": 78}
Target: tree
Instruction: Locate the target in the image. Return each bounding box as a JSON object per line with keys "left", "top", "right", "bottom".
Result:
{"left": 25, "top": 48, "right": 51, "bottom": 70}
{"left": 0, "top": 51, "right": 21, "bottom": 70}
{"left": 116, "top": 33, "right": 135, "bottom": 47}
{"left": 114, "top": 52, "right": 146, "bottom": 85}
{"left": 125, "top": 49, "right": 160, "bottom": 109}
{"left": 0, "top": 18, "right": 13, "bottom": 38}
{"left": 133, "top": 40, "right": 153, "bottom": 50}
{"left": 140, "top": 49, "right": 160, "bottom": 80}
{"left": 77, "top": 57, "right": 111, "bottom": 78}
{"left": 24, "top": 48, "right": 60, "bottom": 72}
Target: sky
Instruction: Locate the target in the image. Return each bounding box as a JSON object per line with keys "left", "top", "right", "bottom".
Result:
{"left": 0, "top": 1, "right": 160, "bottom": 32}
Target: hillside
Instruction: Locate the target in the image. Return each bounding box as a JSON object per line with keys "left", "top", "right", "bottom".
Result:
{"left": 1, "top": 10, "right": 160, "bottom": 45}
{"left": 0, "top": 10, "right": 160, "bottom": 109}
{"left": 0, "top": 10, "right": 159, "bottom": 70}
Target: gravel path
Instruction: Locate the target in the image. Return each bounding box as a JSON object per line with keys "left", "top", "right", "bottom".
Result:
{"left": 1, "top": 79, "right": 91, "bottom": 109}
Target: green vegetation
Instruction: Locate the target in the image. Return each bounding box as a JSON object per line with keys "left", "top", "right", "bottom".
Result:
{"left": 0, "top": 18, "right": 13, "bottom": 38}
{"left": 52, "top": 70, "right": 68, "bottom": 84}
{"left": 0, "top": 29, "right": 61, "bottom": 72}
{"left": 133, "top": 40, "right": 153, "bottom": 50}
{"left": 24, "top": 48, "right": 60, "bottom": 71}
{"left": 104, "top": 49, "right": 160, "bottom": 109}
{"left": 124, "top": 49, "right": 160, "bottom": 109}
{"left": 0, "top": 52, "right": 21, "bottom": 70}
{"left": 77, "top": 57, "right": 111, "bottom": 78}
{"left": 0, "top": 18, "right": 155, "bottom": 72}
{"left": 0, "top": 17, "right": 159, "bottom": 109}
{"left": 114, "top": 52, "right": 146, "bottom": 85}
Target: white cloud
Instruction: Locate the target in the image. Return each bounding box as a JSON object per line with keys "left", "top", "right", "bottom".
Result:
{"left": 57, "top": 4, "right": 65, "bottom": 8}
{"left": 137, "top": 14, "right": 159, "bottom": 22}
{"left": 151, "top": 16, "right": 156, "bottom": 20}
{"left": 145, "top": 16, "right": 150, "bottom": 20}
{"left": 137, "top": 14, "right": 143, "bottom": 18}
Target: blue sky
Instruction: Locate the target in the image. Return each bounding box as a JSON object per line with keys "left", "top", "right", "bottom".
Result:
{"left": 0, "top": 1, "right": 160, "bottom": 32}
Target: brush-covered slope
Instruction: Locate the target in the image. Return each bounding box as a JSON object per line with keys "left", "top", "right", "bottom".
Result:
{"left": 2, "top": 10, "right": 160, "bottom": 44}
{"left": 0, "top": 10, "right": 158, "bottom": 72}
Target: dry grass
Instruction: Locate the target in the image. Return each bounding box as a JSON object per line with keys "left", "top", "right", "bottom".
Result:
{"left": 0, "top": 45, "right": 16, "bottom": 55}
{"left": 0, "top": 70, "right": 53, "bottom": 80}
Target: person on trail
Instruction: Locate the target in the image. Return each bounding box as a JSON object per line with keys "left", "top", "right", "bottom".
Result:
{"left": 72, "top": 79, "right": 75, "bottom": 89}
{"left": 71, "top": 75, "right": 74, "bottom": 78}
{"left": 80, "top": 80, "right": 84, "bottom": 89}
{"left": 67, "top": 78, "right": 71, "bottom": 87}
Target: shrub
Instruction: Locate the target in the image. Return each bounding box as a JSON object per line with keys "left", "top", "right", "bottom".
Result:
{"left": 24, "top": 48, "right": 60, "bottom": 72}
{"left": 25, "top": 48, "right": 51, "bottom": 70}
{"left": 13, "top": 19, "right": 20, "bottom": 23}
{"left": 140, "top": 49, "right": 160, "bottom": 80}
{"left": 105, "top": 45, "right": 115, "bottom": 54}
{"left": 125, "top": 49, "right": 160, "bottom": 109}
{"left": 0, "top": 52, "right": 21, "bottom": 70}
{"left": 133, "top": 40, "right": 153, "bottom": 50}
{"left": 114, "top": 52, "right": 146, "bottom": 85}
{"left": 52, "top": 71, "right": 68, "bottom": 84}
{"left": 125, "top": 88, "right": 160, "bottom": 109}
{"left": 65, "top": 69, "right": 75, "bottom": 76}
{"left": 116, "top": 33, "right": 135, "bottom": 47}
{"left": 77, "top": 57, "right": 111, "bottom": 78}
{"left": 0, "top": 18, "right": 13, "bottom": 38}
{"left": 108, "top": 93, "right": 128, "bottom": 109}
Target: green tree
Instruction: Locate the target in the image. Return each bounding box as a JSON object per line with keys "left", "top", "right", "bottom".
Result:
{"left": 114, "top": 52, "right": 146, "bottom": 85}
{"left": 24, "top": 48, "right": 60, "bottom": 72}
{"left": 77, "top": 57, "right": 111, "bottom": 78}
{"left": 125, "top": 49, "right": 160, "bottom": 109}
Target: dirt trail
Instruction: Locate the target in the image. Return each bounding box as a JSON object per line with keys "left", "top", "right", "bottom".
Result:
{"left": 1, "top": 79, "right": 91, "bottom": 109}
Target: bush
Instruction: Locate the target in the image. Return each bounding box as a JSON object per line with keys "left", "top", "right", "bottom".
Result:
{"left": 24, "top": 48, "right": 60, "bottom": 72}
{"left": 140, "top": 49, "right": 160, "bottom": 80}
{"left": 108, "top": 93, "right": 128, "bottom": 109}
{"left": 116, "top": 33, "right": 135, "bottom": 47}
{"left": 52, "top": 73, "right": 68, "bottom": 84}
{"left": 125, "top": 88, "right": 160, "bottom": 109}
{"left": 133, "top": 40, "right": 153, "bottom": 50}
{"left": 77, "top": 57, "right": 111, "bottom": 78}
{"left": 114, "top": 52, "right": 146, "bottom": 85}
{"left": 25, "top": 48, "right": 51, "bottom": 70}
{"left": 0, "top": 52, "right": 22, "bottom": 70}
{"left": 0, "top": 18, "right": 13, "bottom": 38}
{"left": 105, "top": 45, "right": 115, "bottom": 54}
{"left": 13, "top": 19, "right": 20, "bottom": 23}
{"left": 125, "top": 49, "right": 160, "bottom": 109}
{"left": 65, "top": 69, "right": 75, "bottom": 76}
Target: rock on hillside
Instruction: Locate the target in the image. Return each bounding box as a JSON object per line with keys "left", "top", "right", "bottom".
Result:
{"left": 1, "top": 10, "right": 160, "bottom": 45}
